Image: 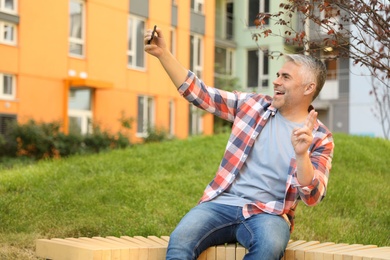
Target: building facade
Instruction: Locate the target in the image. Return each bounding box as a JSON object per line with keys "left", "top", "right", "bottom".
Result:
{"left": 214, "top": 0, "right": 351, "bottom": 136}
{"left": 0, "top": 0, "right": 215, "bottom": 142}
{"left": 1, "top": 0, "right": 385, "bottom": 142}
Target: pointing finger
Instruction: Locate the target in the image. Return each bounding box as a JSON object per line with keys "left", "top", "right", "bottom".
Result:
{"left": 305, "top": 110, "right": 317, "bottom": 130}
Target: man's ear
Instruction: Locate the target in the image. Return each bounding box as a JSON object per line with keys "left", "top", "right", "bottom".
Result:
{"left": 304, "top": 83, "right": 316, "bottom": 96}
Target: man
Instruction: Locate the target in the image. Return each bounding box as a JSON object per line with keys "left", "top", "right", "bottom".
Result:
{"left": 144, "top": 27, "right": 334, "bottom": 260}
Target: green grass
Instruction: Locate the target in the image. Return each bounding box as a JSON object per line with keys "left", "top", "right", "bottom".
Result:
{"left": 0, "top": 133, "right": 389, "bottom": 259}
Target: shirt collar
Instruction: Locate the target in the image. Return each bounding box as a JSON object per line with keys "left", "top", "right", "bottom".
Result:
{"left": 268, "top": 105, "right": 278, "bottom": 117}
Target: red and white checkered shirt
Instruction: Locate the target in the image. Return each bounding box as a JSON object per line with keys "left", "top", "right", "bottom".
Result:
{"left": 178, "top": 71, "right": 334, "bottom": 232}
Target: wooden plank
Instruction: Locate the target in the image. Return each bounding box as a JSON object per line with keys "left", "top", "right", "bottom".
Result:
{"left": 198, "top": 249, "right": 207, "bottom": 260}
{"left": 92, "top": 237, "right": 133, "bottom": 260}
{"left": 160, "top": 236, "right": 170, "bottom": 243}
{"left": 121, "top": 236, "right": 166, "bottom": 260}
{"left": 310, "top": 243, "right": 350, "bottom": 260}
{"left": 235, "top": 244, "right": 246, "bottom": 260}
{"left": 343, "top": 247, "right": 390, "bottom": 260}
{"left": 119, "top": 236, "right": 154, "bottom": 260}
{"left": 53, "top": 238, "right": 109, "bottom": 259}
{"left": 206, "top": 245, "right": 216, "bottom": 260}
{"left": 133, "top": 236, "right": 165, "bottom": 246}
{"left": 105, "top": 236, "right": 144, "bottom": 260}
{"left": 216, "top": 244, "right": 226, "bottom": 260}
{"left": 293, "top": 242, "right": 335, "bottom": 260}
{"left": 332, "top": 245, "right": 378, "bottom": 260}
{"left": 66, "top": 238, "right": 116, "bottom": 260}
{"left": 285, "top": 241, "right": 320, "bottom": 260}
{"left": 147, "top": 236, "right": 169, "bottom": 246}
{"left": 225, "top": 244, "right": 236, "bottom": 260}
{"left": 283, "top": 240, "right": 307, "bottom": 260}
{"left": 321, "top": 244, "right": 367, "bottom": 260}
{"left": 133, "top": 236, "right": 167, "bottom": 260}
{"left": 36, "top": 238, "right": 101, "bottom": 260}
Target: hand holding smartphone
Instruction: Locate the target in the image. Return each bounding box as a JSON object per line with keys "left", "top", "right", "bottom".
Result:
{"left": 148, "top": 25, "right": 157, "bottom": 44}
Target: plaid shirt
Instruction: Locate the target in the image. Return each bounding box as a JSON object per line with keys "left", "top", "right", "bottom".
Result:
{"left": 178, "top": 71, "right": 334, "bottom": 231}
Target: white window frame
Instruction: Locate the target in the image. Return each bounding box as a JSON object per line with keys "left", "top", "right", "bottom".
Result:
{"left": 247, "top": 49, "right": 269, "bottom": 89}
{"left": 69, "top": 0, "right": 85, "bottom": 58}
{"left": 0, "top": 73, "right": 15, "bottom": 100}
{"left": 189, "top": 104, "right": 203, "bottom": 136}
{"left": 248, "top": 0, "right": 270, "bottom": 27}
{"left": 191, "top": 0, "right": 204, "bottom": 14}
{"left": 169, "top": 99, "right": 175, "bottom": 137}
{"left": 0, "top": 22, "right": 17, "bottom": 45}
{"left": 127, "top": 15, "right": 146, "bottom": 70}
{"left": 259, "top": 50, "right": 269, "bottom": 89}
{"left": 170, "top": 27, "right": 177, "bottom": 57}
{"left": 68, "top": 109, "right": 92, "bottom": 135}
{"left": 0, "top": 21, "right": 16, "bottom": 45}
{"left": 215, "top": 47, "right": 235, "bottom": 76}
{"left": 0, "top": 0, "right": 17, "bottom": 15}
{"left": 137, "top": 95, "right": 155, "bottom": 137}
{"left": 190, "top": 34, "right": 204, "bottom": 79}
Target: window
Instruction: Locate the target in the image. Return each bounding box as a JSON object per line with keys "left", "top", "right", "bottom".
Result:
{"left": 69, "top": 0, "right": 85, "bottom": 57}
{"left": 215, "top": 47, "right": 235, "bottom": 90}
{"left": 0, "top": 114, "right": 16, "bottom": 136}
{"left": 247, "top": 49, "right": 269, "bottom": 89}
{"left": 189, "top": 104, "right": 203, "bottom": 135}
{"left": 0, "top": 22, "right": 16, "bottom": 45}
{"left": 128, "top": 16, "right": 145, "bottom": 69}
{"left": 190, "top": 34, "right": 203, "bottom": 79}
{"left": 0, "top": 0, "right": 17, "bottom": 14}
{"left": 68, "top": 110, "right": 92, "bottom": 135}
{"left": 137, "top": 96, "right": 154, "bottom": 136}
{"left": 226, "top": 1, "right": 234, "bottom": 40}
{"left": 324, "top": 58, "right": 338, "bottom": 80}
{"left": 68, "top": 88, "right": 93, "bottom": 135}
{"left": 215, "top": 47, "right": 234, "bottom": 76}
{"left": 248, "top": 0, "right": 270, "bottom": 27}
{"left": 191, "top": 0, "right": 204, "bottom": 13}
{"left": 169, "top": 99, "right": 175, "bottom": 136}
{"left": 0, "top": 73, "right": 15, "bottom": 100}
{"left": 170, "top": 27, "right": 176, "bottom": 57}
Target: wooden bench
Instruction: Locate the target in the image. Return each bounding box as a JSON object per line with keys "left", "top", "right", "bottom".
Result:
{"left": 36, "top": 235, "right": 390, "bottom": 260}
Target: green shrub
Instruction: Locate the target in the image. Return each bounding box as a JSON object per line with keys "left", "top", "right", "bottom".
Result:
{"left": 0, "top": 119, "right": 60, "bottom": 159}
{"left": 0, "top": 118, "right": 132, "bottom": 160}
{"left": 54, "top": 132, "right": 85, "bottom": 157}
{"left": 143, "top": 127, "right": 172, "bottom": 143}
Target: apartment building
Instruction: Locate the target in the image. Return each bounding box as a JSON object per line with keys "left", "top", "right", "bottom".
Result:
{"left": 0, "top": 0, "right": 215, "bottom": 142}
{"left": 215, "top": 0, "right": 285, "bottom": 95}
{"left": 214, "top": 0, "right": 353, "bottom": 135}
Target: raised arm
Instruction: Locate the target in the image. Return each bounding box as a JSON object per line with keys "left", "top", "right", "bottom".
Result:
{"left": 144, "top": 27, "right": 188, "bottom": 88}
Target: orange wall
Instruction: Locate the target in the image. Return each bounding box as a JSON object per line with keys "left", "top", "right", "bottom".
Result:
{"left": 0, "top": 0, "right": 215, "bottom": 141}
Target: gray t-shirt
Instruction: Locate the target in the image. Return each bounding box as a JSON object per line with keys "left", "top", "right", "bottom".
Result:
{"left": 212, "top": 112, "right": 304, "bottom": 207}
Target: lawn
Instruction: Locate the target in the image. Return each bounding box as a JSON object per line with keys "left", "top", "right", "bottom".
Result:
{"left": 0, "top": 133, "right": 389, "bottom": 259}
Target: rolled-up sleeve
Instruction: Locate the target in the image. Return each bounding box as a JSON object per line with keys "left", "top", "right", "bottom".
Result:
{"left": 177, "top": 70, "right": 241, "bottom": 122}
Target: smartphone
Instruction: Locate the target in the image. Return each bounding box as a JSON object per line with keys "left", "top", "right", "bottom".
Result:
{"left": 148, "top": 25, "right": 157, "bottom": 44}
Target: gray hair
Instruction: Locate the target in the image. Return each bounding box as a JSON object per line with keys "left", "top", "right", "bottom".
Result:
{"left": 285, "top": 54, "right": 327, "bottom": 101}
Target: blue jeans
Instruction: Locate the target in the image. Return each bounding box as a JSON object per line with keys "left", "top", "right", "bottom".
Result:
{"left": 166, "top": 202, "right": 290, "bottom": 260}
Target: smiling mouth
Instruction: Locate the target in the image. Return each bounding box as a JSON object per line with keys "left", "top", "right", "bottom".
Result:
{"left": 275, "top": 90, "right": 285, "bottom": 96}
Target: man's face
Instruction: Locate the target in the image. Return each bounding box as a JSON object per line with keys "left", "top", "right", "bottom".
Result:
{"left": 271, "top": 61, "right": 306, "bottom": 111}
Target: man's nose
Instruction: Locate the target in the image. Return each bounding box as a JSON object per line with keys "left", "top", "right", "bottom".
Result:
{"left": 273, "top": 77, "right": 281, "bottom": 86}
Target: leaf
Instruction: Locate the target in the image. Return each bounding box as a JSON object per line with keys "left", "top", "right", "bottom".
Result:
{"left": 327, "top": 29, "right": 335, "bottom": 35}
